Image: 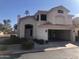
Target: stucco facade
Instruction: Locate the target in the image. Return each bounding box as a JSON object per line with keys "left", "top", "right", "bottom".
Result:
{"left": 73, "top": 17, "right": 79, "bottom": 37}
{"left": 17, "top": 6, "right": 76, "bottom": 42}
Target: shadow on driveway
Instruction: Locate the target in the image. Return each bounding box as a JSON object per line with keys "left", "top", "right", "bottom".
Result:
{"left": 34, "top": 41, "right": 79, "bottom": 50}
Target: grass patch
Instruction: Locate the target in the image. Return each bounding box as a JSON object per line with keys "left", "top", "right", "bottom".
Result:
{"left": 0, "top": 45, "right": 8, "bottom": 51}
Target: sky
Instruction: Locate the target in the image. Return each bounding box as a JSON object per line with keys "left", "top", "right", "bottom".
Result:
{"left": 0, "top": 0, "right": 79, "bottom": 26}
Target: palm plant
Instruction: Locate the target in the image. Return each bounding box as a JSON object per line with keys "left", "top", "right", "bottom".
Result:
{"left": 3, "top": 19, "right": 12, "bottom": 34}
{"left": 25, "top": 10, "right": 29, "bottom": 16}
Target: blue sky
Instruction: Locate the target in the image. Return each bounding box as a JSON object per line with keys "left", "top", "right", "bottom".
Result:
{"left": 0, "top": 0, "right": 79, "bottom": 26}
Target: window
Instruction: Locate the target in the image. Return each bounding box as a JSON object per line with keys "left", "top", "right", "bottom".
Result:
{"left": 58, "top": 10, "right": 63, "bottom": 13}
{"left": 36, "top": 15, "right": 39, "bottom": 21}
{"left": 78, "top": 30, "right": 79, "bottom": 36}
{"left": 41, "top": 14, "right": 47, "bottom": 21}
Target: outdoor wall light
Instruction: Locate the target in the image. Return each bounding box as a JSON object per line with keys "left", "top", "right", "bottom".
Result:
{"left": 73, "top": 30, "right": 75, "bottom": 32}
{"left": 45, "top": 30, "right": 47, "bottom": 32}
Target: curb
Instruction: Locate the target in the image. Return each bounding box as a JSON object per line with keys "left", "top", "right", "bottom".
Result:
{"left": 11, "top": 49, "right": 44, "bottom": 55}
{"left": 0, "top": 47, "right": 78, "bottom": 55}
{"left": 0, "top": 49, "right": 44, "bottom": 55}
{"left": 44, "top": 46, "right": 78, "bottom": 52}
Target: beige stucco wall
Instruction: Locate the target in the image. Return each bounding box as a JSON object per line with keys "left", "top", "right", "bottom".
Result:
{"left": 38, "top": 25, "right": 75, "bottom": 41}
{"left": 36, "top": 27, "right": 48, "bottom": 40}
{"left": 47, "top": 7, "right": 72, "bottom": 25}
{"left": 17, "top": 6, "right": 76, "bottom": 42}
{"left": 73, "top": 17, "right": 79, "bottom": 37}
{"left": 18, "top": 17, "right": 36, "bottom": 38}
{"left": 75, "top": 28, "right": 79, "bottom": 36}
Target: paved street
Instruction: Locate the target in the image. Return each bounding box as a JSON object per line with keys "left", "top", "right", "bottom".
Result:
{"left": 17, "top": 47, "right": 79, "bottom": 59}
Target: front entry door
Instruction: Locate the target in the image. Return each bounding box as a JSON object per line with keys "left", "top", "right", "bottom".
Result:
{"left": 25, "top": 24, "right": 33, "bottom": 39}
{"left": 25, "top": 29, "right": 32, "bottom": 38}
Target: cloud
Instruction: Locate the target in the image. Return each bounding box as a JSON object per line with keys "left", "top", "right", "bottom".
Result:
{"left": 75, "top": 14, "right": 79, "bottom": 17}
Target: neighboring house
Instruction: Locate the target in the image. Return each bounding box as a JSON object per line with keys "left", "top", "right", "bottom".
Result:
{"left": 0, "top": 31, "right": 4, "bottom": 36}
{"left": 17, "top": 5, "right": 76, "bottom": 42}
{"left": 73, "top": 17, "right": 79, "bottom": 37}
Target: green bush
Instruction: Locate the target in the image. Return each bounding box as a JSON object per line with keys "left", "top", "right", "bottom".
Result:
{"left": 33, "top": 39, "right": 45, "bottom": 45}
{"left": 4, "top": 35, "right": 32, "bottom": 45}
{"left": 0, "top": 45, "right": 8, "bottom": 51}
{"left": 21, "top": 40, "right": 34, "bottom": 50}
{"left": 76, "top": 36, "right": 79, "bottom": 41}
{"left": 20, "top": 38, "right": 28, "bottom": 43}
{"left": 4, "top": 35, "right": 20, "bottom": 44}
{"left": 45, "top": 40, "right": 48, "bottom": 44}
{"left": 10, "top": 35, "right": 17, "bottom": 39}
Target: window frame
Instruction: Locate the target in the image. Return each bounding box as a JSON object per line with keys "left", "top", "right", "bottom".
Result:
{"left": 40, "top": 14, "right": 47, "bottom": 21}
{"left": 36, "top": 15, "right": 39, "bottom": 21}
{"left": 58, "top": 10, "right": 64, "bottom": 13}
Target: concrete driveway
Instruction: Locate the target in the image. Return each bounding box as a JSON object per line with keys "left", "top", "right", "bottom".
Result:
{"left": 34, "top": 41, "right": 78, "bottom": 51}
{"left": 17, "top": 47, "right": 79, "bottom": 59}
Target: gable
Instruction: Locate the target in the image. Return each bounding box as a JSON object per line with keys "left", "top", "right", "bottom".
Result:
{"left": 55, "top": 15, "right": 65, "bottom": 24}
{"left": 49, "top": 5, "right": 70, "bottom": 13}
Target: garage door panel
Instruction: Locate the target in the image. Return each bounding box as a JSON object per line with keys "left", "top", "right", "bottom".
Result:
{"left": 48, "top": 30, "right": 71, "bottom": 41}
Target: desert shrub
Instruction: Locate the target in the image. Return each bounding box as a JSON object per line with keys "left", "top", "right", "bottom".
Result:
{"left": 20, "top": 38, "right": 28, "bottom": 43}
{"left": 21, "top": 40, "right": 34, "bottom": 50}
{"left": 0, "top": 45, "right": 8, "bottom": 51}
{"left": 5, "top": 36, "right": 31, "bottom": 44}
{"left": 33, "top": 39, "right": 39, "bottom": 43}
{"left": 76, "top": 36, "right": 79, "bottom": 41}
{"left": 10, "top": 35, "right": 17, "bottom": 39}
{"left": 4, "top": 35, "right": 20, "bottom": 44}
{"left": 10, "top": 35, "right": 20, "bottom": 43}
{"left": 38, "top": 39, "right": 44, "bottom": 44}
{"left": 33, "top": 39, "right": 45, "bottom": 45}
{"left": 45, "top": 40, "right": 48, "bottom": 44}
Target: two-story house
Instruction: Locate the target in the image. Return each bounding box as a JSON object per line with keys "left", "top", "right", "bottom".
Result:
{"left": 73, "top": 17, "right": 79, "bottom": 37}
{"left": 17, "top": 6, "right": 75, "bottom": 42}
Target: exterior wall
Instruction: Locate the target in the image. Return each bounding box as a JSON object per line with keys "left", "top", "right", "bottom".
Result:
{"left": 73, "top": 17, "right": 79, "bottom": 25}
{"left": 39, "top": 25, "right": 73, "bottom": 30}
{"left": 36, "top": 27, "right": 48, "bottom": 40}
{"left": 0, "top": 31, "right": 4, "bottom": 36}
{"left": 73, "top": 17, "right": 79, "bottom": 37}
{"left": 47, "top": 7, "right": 72, "bottom": 25}
{"left": 18, "top": 17, "right": 36, "bottom": 38}
{"left": 70, "top": 30, "right": 76, "bottom": 42}
{"left": 75, "top": 28, "right": 79, "bottom": 36}
{"left": 17, "top": 6, "right": 76, "bottom": 42}
{"left": 36, "top": 25, "right": 75, "bottom": 41}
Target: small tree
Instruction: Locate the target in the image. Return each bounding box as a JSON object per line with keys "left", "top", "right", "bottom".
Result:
{"left": 14, "top": 24, "right": 17, "bottom": 33}
{"left": 25, "top": 10, "right": 29, "bottom": 16}
{"left": 3, "top": 19, "right": 11, "bottom": 25}
{"left": 3, "top": 19, "right": 12, "bottom": 34}
{"left": 0, "top": 23, "right": 4, "bottom": 31}
{"left": 14, "top": 24, "right": 17, "bottom": 30}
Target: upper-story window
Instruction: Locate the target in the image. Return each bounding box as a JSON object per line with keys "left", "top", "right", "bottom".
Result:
{"left": 41, "top": 14, "right": 47, "bottom": 21}
{"left": 58, "top": 10, "right": 63, "bottom": 13}
{"left": 36, "top": 15, "right": 39, "bottom": 21}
